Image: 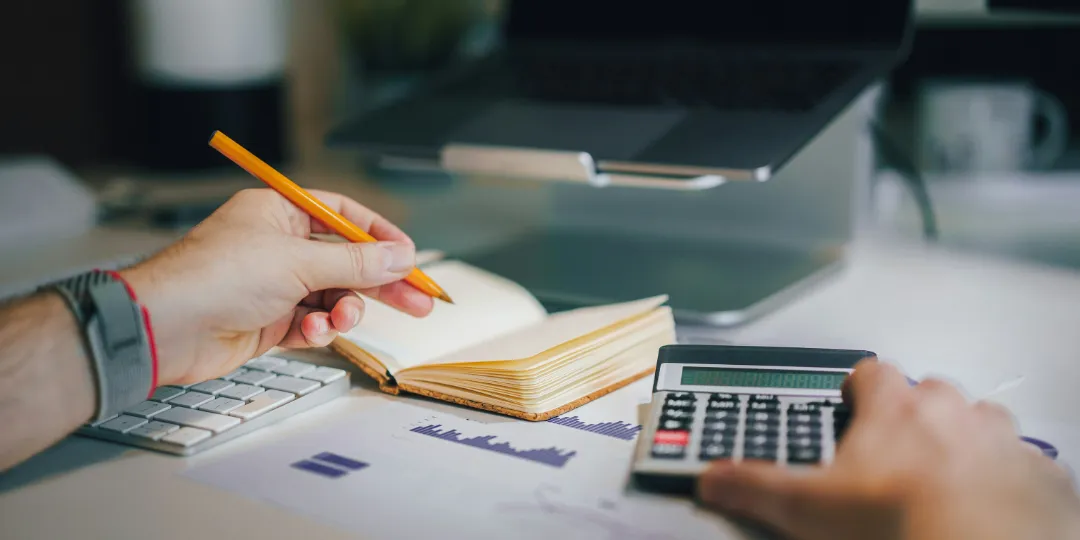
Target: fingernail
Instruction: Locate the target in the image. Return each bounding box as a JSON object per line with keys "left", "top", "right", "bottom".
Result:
{"left": 377, "top": 241, "right": 415, "bottom": 273}
{"left": 315, "top": 317, "right": 328, "bottom": 334}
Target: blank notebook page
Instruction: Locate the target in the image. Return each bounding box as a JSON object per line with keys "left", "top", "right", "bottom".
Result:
{"left": 411, "top": 295, "right": 669, "bottom": 368}
{"left": 338, "top": 260, "right": 547, "bottom": 373}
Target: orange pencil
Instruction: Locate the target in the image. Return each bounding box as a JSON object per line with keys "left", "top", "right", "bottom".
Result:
{"left": 208, "top": 130, "right": 454, "bottom": 304}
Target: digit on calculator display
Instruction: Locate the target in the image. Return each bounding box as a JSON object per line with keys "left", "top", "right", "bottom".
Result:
{"left": 680, "top": 366, "right": 846, "bottom": 390}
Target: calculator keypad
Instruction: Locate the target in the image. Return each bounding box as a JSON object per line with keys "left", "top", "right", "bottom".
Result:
{"left": 646, "top": 392, "right": 846, "bottom": 468}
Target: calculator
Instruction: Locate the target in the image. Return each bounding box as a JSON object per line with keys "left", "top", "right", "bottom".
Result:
{"left": 631, "top": 344, "right": 875, "bottom": 493}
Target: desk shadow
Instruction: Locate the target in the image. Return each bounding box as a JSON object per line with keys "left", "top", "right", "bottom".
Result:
{"left": 0, "top": 436, "right": 128, "bottom": 494}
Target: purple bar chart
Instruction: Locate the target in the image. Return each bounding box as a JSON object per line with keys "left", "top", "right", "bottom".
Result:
{"left": 546, "top": 416, "right": 643, "bottom": 441}
{"left": 410, "top": 424, "right": 577, "bottom": 468}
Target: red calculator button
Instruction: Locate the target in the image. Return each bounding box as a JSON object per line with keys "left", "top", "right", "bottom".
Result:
{"left": 653, "top": 430, "right": 690, "bottom": 446}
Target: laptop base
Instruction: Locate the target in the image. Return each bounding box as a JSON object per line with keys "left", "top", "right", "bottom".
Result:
{"left": 454, "top": 228, "right": 846, "bottom": 326}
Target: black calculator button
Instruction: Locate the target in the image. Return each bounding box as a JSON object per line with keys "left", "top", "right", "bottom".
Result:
{"left": 787, "top": 435, "right": 820, "bottom": 449}
{"left": 660, "top": 408, "right": 694, "bottom": 420}
{"left": 788, "top": 402, "right": 823, "bottom": 413}
{"left": 744, "top": 433, "right": 779, "bottom": 449}
{"left": 743, "top": 446, "right": 778, "bottom": 461}
{"left": 748, "top": 401, "right": 780, "bottom": 412}
{"left": 705, "top": 410, "right": 737, "bottom": 422}
{"left": 703, "top": 420, "right": 738, "bottom": 433}
{"left": 747, "top": 411, "right": 780, "bottom": 424}
{"left": 699, "top": 444, "right": 735, "bottom": 461}
{"left": 660, "top": 418, "right": 691, "bottom": 430}
{"left": 701, "top": 430, "right": 734, "bottom": 445}
{"left": 664, "top": 399, "right": 695, "bottom": 409}
{"left": 750, "top": 394, "right": 779, "bottom": 403}
{"left": 787, "top": 447, "right": 822, "bottom": 464}
{"left": 787, "top": 424, "right": 822, "bottom": 437}
{"left": 788, "top": 412, "right": 821, "bottom": 425}
{"left": 651, "top": 444, "right": 687, "bottom": 459}
{"left": 667, "top": 392, "right": 697, "bottom": 402}
{"left": 707, "top": 400, "right": 740, "bottom": 411}
{"left": 704, "top": 393, "right": 738, "bottom": 401}
{"left": 746, "top": 421, "right": 780, "bottom": 436}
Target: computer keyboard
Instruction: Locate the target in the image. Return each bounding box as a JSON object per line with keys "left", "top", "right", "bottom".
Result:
{"left": 77, "top": 354, "right": 350, "bottom": 455}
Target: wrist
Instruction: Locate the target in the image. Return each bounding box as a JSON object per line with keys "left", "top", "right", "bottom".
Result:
{"left": 117, "top": 264, "right": 188, "bottom": 387}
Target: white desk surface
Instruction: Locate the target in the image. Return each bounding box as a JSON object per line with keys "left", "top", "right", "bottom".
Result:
{"left": 3, "top": 228, "right": 1080, "bottom": 539}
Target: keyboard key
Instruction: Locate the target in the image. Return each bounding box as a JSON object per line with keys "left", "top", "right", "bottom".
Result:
{"left": 190, "top": 379, "right": 235, "bottom": 395}
{"left": 150, "top": 386, "right": 185, "bottom": 402}
{"left": 89, "top": 414, "right": 118, "bottom": 427}
{"left": 169, "top": 391, "right": 215, "bottom": 409}
{"left": 99, "top": 415, "right": 148, "bottom": 434}
{"left": 301, "top": 366, "right": 347, "bottom": 384}
{"left": 128, "top": 421, "right": 180, "bottom": 440}
{"left": 228, "top": 390, "right": 295, "bottom": 420}
{"left": 221, "top": 368, "right": 249, "bottom": 380}
{"left": 231, "top": 370, "right": 276, "bottom": 386}
{"left": 260, "top": 376, "right": 320, "bottom": 396}
{"left": 218, "top": 383, "right": 264, "bottom": 401}
{"left": 161, "top": 427, "right": 212, "bottom": 447}
{"left": 198, "top": 397, "right": 246, "bottom": 414}
{"left": 124, "top": 401, "right": 171, "bottom": 418}
{"left": 271, "top": 361, "right": 316, "bottom": 378}
{"left": 245, "top": 356, "right": 289, "bottom": 371}
{"left": 155, "top": 406, "right": 241, "bottom": 433}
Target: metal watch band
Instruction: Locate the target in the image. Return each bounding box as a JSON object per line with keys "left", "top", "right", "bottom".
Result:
{"left": 46, "top": 270, "right": 156, "bottom": 422}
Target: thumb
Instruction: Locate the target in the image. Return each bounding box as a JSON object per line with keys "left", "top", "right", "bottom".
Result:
{"left": 698, "top": 460, "right": 835, "bottom": 536}
{"left": 297, "top": 240, "right": 415, "bottom": 292}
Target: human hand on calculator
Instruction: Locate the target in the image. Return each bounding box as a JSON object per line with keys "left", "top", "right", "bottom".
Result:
{"left": 119, "top": 188, "right": 433, "bottom": 386}
{"left": 697, "top": 359, "right": 1080, "bottom": 540}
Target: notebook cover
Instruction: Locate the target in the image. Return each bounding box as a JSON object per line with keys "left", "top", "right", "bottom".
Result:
{"left": 327, "top": 338, "right": 654, "bottom": 421}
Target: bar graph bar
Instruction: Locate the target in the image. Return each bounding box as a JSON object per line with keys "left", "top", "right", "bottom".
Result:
{"left": 410, "top": 424, "right": 577, "bottom": 468}
{"left": 546, "top": 416, "right": 643, "bottom": 441}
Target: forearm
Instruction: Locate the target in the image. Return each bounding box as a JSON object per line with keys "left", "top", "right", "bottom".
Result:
{"left": 0, "top": 292, "right": 97, "bottom": 471}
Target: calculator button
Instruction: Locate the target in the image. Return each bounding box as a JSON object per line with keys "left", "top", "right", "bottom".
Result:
{"left": 702, "top": 420, "right": 738, "bottom": 434}
{"left": 750, "top": 394, "right": 779, "bottom": 403}
{"left": 708, "top": 393, "right": 738, "bottom": 401}
{"left": 699, "top": 444, "right": 735, "bottom": 461}
{"left": 743, "top": 445, "right": 778, "bottom": 461}
{"left": 747, "top": 411, "right": 780, "bottom": 423}
{"left": 701, "top": 430, "right": 735, "bottom": 446}
{"left": 788, "top": 402, "right": 822, "bottom": 413}
{"left": 707, "top": 400, "right": 740, "bottom": 411}
{"left": 651, "top": 444, "right": 686, "bottom": 459}
{"left": 659, "top": 418, "right": 692, "bottom": 430}
{"left": 748, "top": 401, "right": 780, "bottom": 412}
{"left": 705, "top": 410, "right": 737, "bottom": 421}
{"left": 663, "top": 399, "right": 695, "bottom": 410}
{"left": 833, "top": 405, "right": 852, "bottom": 440}
{"left": 787, "top": 424, "right": 823, "bottom": 437}
{"left": 787, "top": 435, "right": 820, "bottom": 449}
{"left": 746, "top": 421, "right": 780, "bottom": 436}
{"left": 667, "top": 392, "right": 696, "bottom": 401}
{"left": 744, "top": 433, "right": 779, "bottom": 449}
{"left": 660, "top": 408, "right": 694, "bottom": 421}
{"left": 788, "top": 412, "right": 821, "bottom": 425}
{"left": 787, "top": 446, "right": 823, "bottom": 464}
{"left": 653, "top": 430, "right": 690, "bottom": 446}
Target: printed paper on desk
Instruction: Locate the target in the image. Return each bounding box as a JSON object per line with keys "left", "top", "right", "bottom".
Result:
{"left": 181, "top": 400, "right": 754, "bottom": 540}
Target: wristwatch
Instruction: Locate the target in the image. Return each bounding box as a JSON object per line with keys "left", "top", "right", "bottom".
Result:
{"left": 43, "top": 270, "right": 158, "bottom": 422}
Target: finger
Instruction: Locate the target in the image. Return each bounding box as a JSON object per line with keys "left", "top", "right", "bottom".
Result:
{"left": 914, "top": 377, "right": 969, "bottom": 407}
{"left": 974, "top": 399, "right": 1018, "bottom": 433}
{"left": 305, "top": 190, "right": 413, "bottom": 244}
{"left": 698, "top": 460, "right": 833, "bottom": 536}
{"left": 278, "top": 308, "right": 338, "bottom": 348}
{"left": 359, "top": 280, "right": 434, "bottom": 318}
{"left": 841, "top": 359, "right": 911, "bottom": 418}
{"left": 326, "top": 291, "right": 366, "bottom": 332}
{"left": 296, "top": 240, "right": 415, "bottom": 292}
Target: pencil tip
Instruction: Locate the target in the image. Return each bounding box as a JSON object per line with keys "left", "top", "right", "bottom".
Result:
{"left": 438, "top": 292, "right": 455, "bottom": 304}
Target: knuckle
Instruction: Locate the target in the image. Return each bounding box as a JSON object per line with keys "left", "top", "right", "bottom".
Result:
{"left": 346, "top": 244, "right": 386, "bottom": 283}
{"left": 975, "top": 400, "right": 1016, "bottom": 428}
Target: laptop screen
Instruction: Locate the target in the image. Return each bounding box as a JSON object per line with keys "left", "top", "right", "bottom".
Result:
{"left": 504, "top": 0, "right": 912, "bottom": 47}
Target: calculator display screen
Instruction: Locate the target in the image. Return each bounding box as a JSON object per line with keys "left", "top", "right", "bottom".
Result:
{"left": 680, "top": 366, "right": 847, "bottom": 390}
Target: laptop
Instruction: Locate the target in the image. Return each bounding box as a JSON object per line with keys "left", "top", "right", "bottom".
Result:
{"left": 326, "top": 0, "right": 915, "bottom": 184}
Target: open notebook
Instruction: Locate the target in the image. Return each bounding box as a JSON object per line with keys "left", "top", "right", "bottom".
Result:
{"left": 328, "top": 259, "right": 676, "bottom": 421}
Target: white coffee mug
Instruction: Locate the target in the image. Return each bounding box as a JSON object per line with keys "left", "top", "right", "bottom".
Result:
{"left": 916, "top": 80, "right": 1068, "bottom": 173}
